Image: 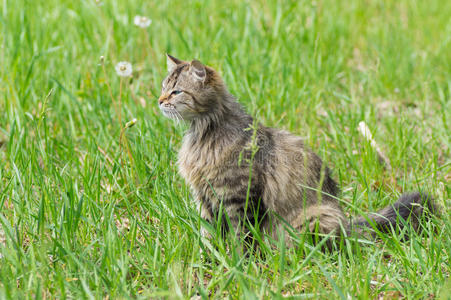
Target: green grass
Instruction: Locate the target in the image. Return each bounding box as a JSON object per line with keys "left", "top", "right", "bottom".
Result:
{"left": 0, "top": 0, "right": 450, "bottom": 298}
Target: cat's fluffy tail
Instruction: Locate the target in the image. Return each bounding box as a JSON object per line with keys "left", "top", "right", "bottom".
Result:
{"left": 347, "top": 192, "right": 437, "bottom": 237}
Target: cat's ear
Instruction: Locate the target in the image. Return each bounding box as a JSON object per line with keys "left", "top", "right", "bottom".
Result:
{"left": 190, "top": 60, "right": 206, "bottom": 82}
{"left": 166, "top": 54, "right": 183, "bottom": 72}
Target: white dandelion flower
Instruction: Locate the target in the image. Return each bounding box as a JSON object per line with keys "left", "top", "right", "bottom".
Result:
{"left": 115, "top": 61, "right": 133, "bottom": 77}
{"left": 134, "top": 15, "right": 152, "bottom": 28}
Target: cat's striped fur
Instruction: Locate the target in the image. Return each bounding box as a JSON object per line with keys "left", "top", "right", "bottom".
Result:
{"left": 158, "top": 54, "right": 436, "bottom": 246}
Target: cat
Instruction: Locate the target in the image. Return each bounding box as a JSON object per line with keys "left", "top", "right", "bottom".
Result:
{"left": 158, "top": 54, "right": 436, "bottom": 247}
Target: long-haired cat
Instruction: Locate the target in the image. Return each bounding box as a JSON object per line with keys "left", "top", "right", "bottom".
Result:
{"left": 158, "top": 54, "right": 436, "bottom": 247}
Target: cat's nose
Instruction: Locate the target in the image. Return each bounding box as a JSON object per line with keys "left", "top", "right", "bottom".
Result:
{"left": 158, "top": 93, "right": 171, "bottom": 105}
{"left": 158, "top": 96, "right": 167, "bottom": 105}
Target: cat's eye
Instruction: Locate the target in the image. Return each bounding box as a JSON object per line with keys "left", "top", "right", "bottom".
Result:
{"left": 171, "top": 90, "right": 182, "bottom": 96}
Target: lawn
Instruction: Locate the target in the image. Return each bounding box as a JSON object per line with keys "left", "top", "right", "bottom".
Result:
{"left": 0, "top": 0, "right": 450, "bottom": 298}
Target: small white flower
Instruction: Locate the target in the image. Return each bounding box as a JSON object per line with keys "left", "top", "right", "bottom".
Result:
{"left": 134, "top": 15, "right": 152, "bottom": 28}
{"left": 115, "top": 61, "right": 133, "bottom": 77}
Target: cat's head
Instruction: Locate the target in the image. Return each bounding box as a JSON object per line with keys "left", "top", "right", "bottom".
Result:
{"left": 158, "top": 54, "right": 225, "bottom": 121}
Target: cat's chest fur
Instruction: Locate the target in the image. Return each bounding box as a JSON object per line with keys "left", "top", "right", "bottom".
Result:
{"left": 178, "top": 138, "right": 209, "bottom": 187}
{"left": 177, "top": 130, "right": 246, "bottom": 199}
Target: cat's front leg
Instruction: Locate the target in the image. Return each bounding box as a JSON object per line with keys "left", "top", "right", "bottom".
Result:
{"left": 199, "top": 201, "right": 243, "bottom": 240}
{"left": 221, "top": 202, "right": 250, "bottom": 240}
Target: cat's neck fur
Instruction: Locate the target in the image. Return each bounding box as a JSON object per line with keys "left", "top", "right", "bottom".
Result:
{"left": 188, "top": 88, "right": 252, "bottom": 143}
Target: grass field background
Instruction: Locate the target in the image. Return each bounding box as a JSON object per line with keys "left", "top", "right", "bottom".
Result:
{"left": 0, "top": 0, "right": 450, "bottom": 298}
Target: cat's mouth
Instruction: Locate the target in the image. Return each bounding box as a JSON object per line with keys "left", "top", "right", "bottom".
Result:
{"left": 160, "top": 103, "right": 183, "bottom": 120}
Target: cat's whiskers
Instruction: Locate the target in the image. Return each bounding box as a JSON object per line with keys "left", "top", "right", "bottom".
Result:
{"left": 173, "top": 113, "right": 181, "bottom": 124}
{"left": 172, "top": 111, "right": 180, "bottom": 124}
{"left": 174, "top": 110, "right": 184, "bottom": 123}
{"left": 170, "top": 110, "right": 183, "bottom": 126}
{"left": 169, "top": 110, "right": 177, "bottom": 121}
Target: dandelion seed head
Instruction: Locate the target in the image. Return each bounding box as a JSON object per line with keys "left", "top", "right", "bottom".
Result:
{"left": 134, "top": 15, "right": 152, "bottom": 28}
{"left": 115, "top": 61, "right": 133, "bottom": 77}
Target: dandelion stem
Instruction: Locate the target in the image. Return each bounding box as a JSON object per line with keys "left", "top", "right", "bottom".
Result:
{"left": 118, "top": 77, "right": 124, "bottom": 161}
{"left": 118, "top": 77, "right": 123, "bottom": 127}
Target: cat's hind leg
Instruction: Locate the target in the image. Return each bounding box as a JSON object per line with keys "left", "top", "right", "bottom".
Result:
{"left": 293, "top": 204, "right": 347, "bottom": 248}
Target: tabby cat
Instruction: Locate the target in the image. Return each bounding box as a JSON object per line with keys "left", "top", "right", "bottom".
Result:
{"left": 158, "top": 54, "right": 435, "bottom": 246}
